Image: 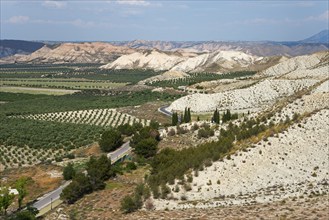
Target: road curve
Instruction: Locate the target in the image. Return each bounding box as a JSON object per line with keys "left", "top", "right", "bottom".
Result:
{"left": 158, "top": 105, "right": 173, "bottom": 117}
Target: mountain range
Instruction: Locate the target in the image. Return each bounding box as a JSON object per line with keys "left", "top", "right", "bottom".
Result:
{"left": 0, "top": 30, "right": 328, "bottom": 64}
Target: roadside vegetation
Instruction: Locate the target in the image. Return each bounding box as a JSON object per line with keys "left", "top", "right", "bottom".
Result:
{"left": 0, "top": 177, "right": 39, "bottom": 219}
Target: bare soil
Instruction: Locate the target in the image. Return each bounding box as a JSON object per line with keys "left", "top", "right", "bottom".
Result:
{"left": 0, "top": 165, "right": 63, "bottom": 211}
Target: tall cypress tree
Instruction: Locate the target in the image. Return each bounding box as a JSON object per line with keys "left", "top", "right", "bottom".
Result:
{"left": 213, "top": 108, "right": 220, "bottom": 124}
{"left": 187, "top": 108, "right": 191, "bottom": 122}
{"left": 183, "top": 108, "right": 187, "bottom": 123}
{"left": 172, "top": 112, "right": 178, "bottom": 126}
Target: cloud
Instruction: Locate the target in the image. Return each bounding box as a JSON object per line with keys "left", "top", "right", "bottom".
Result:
{"left": 115, "top": 0, "right": 161, "bottom": 7}
{"left": 306, "top": 10, "right": 329, "bottom": 21}
{"left": 116, "top": 0, "right": 150, "bottom": 6}
{"left": 121, "top": 9, "right": 143, "bottom": 16}
{"left": 42, "top": 0, "right": 67, "bottom": 9}
{"left": 8, "top": 16, "right": 29, "bottom": 24}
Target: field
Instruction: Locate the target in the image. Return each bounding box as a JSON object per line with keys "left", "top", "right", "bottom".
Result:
{"left": 0, "top": 86, "right": 79, "bottom": 95}
{"left": 14, "top": 108, "right": 151, "bottom": 127}
{"left": 0, "top": 78, "right": 126, "bottom": 90}
{"left": 0, "top": 64, "right": 160, "bottom": 83}
{"left": 0, "top": 88, "right": 180, "bottom": 169}
{"left": 0, "top": 63, "right": 182, "bottom": 170}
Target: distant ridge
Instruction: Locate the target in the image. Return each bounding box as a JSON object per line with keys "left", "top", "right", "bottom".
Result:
{"left": 0, "top": 40, "right": 45, "bottom": 58}
{"left": 301, "top": 30, "right": 329, "bottom": 44}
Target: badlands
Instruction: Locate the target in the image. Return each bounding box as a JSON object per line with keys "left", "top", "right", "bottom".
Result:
{"left": 168, "top": 51, "right": 329, "bottom": 113}
{"left": 152, "top": 53, "right": 329, "bottom": 211}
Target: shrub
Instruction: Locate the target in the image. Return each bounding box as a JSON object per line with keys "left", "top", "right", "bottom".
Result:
{"left": 134, "top": 138, "right": 158, "bottom": 158}
{"left": 126, "top": 162, "right": 137, "bottom": 171}
{"left": 184, "top": 183, "right": 192, "bottom": 191}
{"left": 63, "top": 162, "right": 76, "bottom": 180}
{"left": 121, "top": 195, "right": 139, "bottom": 213}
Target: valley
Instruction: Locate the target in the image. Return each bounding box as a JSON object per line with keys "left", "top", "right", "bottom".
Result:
{"left": 0, "top": 34, "right": 328, "bottom": 219}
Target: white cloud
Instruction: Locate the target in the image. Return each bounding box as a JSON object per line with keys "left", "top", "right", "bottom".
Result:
{"left": 116, "top": 0, "right": 150, "bottom": 6}
{"left": 121, "top": 9, "right": 143, "bottom": 16}
{"left": 306, "top": 10, "right": 329, "bottom": 21}
{"left": 116, "top": 0, "right": 162, "bottom": 7}
{"left": 42, "top": 0, "right": 67, "bottom": 9}
{"left": 8, "top": 16, "right": 30, "bottom": 24}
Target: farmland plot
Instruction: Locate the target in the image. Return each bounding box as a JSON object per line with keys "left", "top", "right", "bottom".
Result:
{"left": 0, "top": 145, "right": 65, "bottom": 170}
{"left": 12, "top": 108, "right": 150, "bottom": 127}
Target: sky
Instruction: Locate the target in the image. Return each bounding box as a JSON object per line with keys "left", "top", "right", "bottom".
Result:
{"left": 0, "top": 0, "right": 328, "bottom": 42}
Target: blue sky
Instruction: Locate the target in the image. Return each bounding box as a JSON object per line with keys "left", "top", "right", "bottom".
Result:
{"left": 1, "top": 0, "right": 328, "bottom": 41}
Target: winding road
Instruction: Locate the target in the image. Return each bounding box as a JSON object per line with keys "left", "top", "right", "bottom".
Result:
{"left": 158, "top": 105, "right": 173, "bottom": 117}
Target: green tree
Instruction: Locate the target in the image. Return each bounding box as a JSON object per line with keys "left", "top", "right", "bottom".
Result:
{"left": 0, "top": 186, "right": 15, "bottom": 215}
{"left": 183, "top": 108, "right": 187, "bottom": 123}
{"left": 117, "top": 124, "right": 134, "bottom": 136}
{"left": 60, "top": 173, "right": 92, "bottom": 204}
{"left": 213, "top": 108, "right": 220, "bottom": 124}
{"left": 172, "top": 112, "right": 178, "bottom": 126}
{"left": 16, "top": 177, "right": 28, "bottom": 210}
{"left": 134, "top": 137, "right": 158, "bottom": 158}
{"left": 99, "top": 129, "right": 123, "bottom": 152}
{"left": 86, "top": 155, "right": 114, "bottom": 190}
{"left": 63, "top": 162, "right": 76, "bottom": 181}
{"left": 183, "top": 108, "right": 191, "bottom": 123}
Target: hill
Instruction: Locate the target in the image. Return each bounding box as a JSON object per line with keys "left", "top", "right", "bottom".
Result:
{"left": 0, "top": 42, "right": 136, "bottom": 64}
{"left": 100, "top": 49, "right": 284, "bottom": 74}
{"left": 0, "top": 40, "right": 45, "bottom": 58}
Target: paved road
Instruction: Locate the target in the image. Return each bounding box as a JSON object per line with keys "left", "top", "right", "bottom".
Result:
{"left": 107, "top": 141, "right": 131, "bottom": 164}
{"left": 32, "top": 181, "right": 71, "bottom": 210}
{"left": 33, "top": 141, "right": 131, "bottom": 212}
{"left": 158, "top": 106, "right": 173, "bottom": 116}
{"left": 159, "top": 105, "right": 182, "bottom": 122}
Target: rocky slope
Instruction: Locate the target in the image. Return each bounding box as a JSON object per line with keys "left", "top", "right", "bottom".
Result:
{"left": 101, "top": 50, "right": 269, "bottom": 73}
{"left": 261, "top": 51, "right": 329, "bottom": 77}
{"left": 168, "top": 52, "right": 328, "bottom": 113}
{"left": 0, "top": 42, "right": 136, "bottom": 64}
{"left": 154, "top": 108, "right": 329, "bottom": 210}
{"left": 100, "top": 50, "right": 187, "bottom": 71}
{"left": 171, "top": 50, "right": 263, "bottom": 73}
{"left": 168, "top": 79, "right": 318, "bottom": 112}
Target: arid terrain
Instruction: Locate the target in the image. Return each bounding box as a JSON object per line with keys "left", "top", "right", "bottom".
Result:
{"left": 0, "top": 33, "right": 328, "bottom": 220}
